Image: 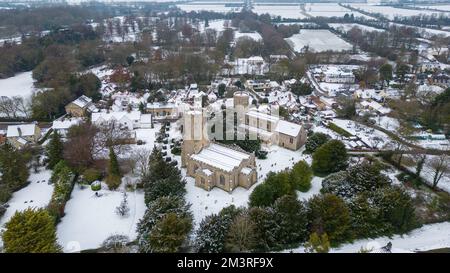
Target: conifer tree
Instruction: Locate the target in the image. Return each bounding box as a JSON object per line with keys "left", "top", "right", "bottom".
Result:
{"left": 2, "top": 208, "right": 61, "bottom": 253}
{"left": 46, "top": 131, "right": 64, "bottom": 169}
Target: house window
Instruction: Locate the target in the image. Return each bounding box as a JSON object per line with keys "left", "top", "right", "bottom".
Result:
{"left": 290, "top": 137, "right": 293, "bottom": 144}
{"left": 220, "top": 175, "right": 225, "bottom": 185}
{"left": 201, "top": 178, "right": 205, "bottom": 184}
{"left": 267, "top": 122, "right": 271, "bottom": 131}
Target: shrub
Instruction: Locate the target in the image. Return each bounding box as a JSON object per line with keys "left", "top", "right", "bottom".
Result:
{"left": 105, "top": 175, "right": 122, "bottom": 190}
{"left": 328, "top": 123, "right": 352, "bottom": 137}
{"left": 90, "top": 181, "right": 101, "bottom": 191}
{"left": 82, "top": 168, "right": 102, "bottom": 184}
{"left": 48, "top": 161, "right": 75, "bottom": 222}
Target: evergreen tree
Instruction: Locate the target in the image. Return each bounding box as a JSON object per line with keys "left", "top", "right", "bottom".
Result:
{"left": 2, "top": 208, "right": 61, "bottom": 253}
{"left": 372, "top": 186, "right": 418, "bottom": 234}
{"left": 225, "top": 211, "right": 257, "bottom": 252}
{"left": 290, "top": 160, "right": 313, "bottom": 192}
{"left": 305, "top": 132, "right": 330, "bottom": 154}
{"left": 0, "top": 143, "right": 29, "bottom": 202}
{"left": 136, "top": 196, "right": 192, "bottom": 253}
{"left": 304, "top": 232, "right": 330, "bottom": 253}
{"left": 312, "top": 140, "right": 348, "bottom": 175}
{"left": 248, "top": 207, "right": 277, "bottom": 251}
{"left": 321, "top": 162, "right": 391, "bottom": 201}
{"left": 106, "top": 147, "right": 121, "bottom": 190}
{"left": 116, "top": 191, "right": 130, "bottom": 217}
{"left": 194, "top": 206, "right": 241, "bottom": 253}
{"left": 307, "top": 194, "right": 351, "bottom": 244}
{"left": 46, "top": 131, "right": 64, "bottom": 169}
{"left": 249, "top": 171, "right": 293, "bottom": 207}
{"left": 109, "top": 146, "right": 121, "bottom": 177}
{"left": 148, "top": 212, "right": 192, "bottom": 253}
{"left": 142, "top": 147, "right": 185, "bottom": 204}
{"left": 273, "top": 195, "right": 308, "bottom": 246}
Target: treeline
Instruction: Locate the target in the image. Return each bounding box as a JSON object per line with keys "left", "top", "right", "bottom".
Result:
{"left": 341, "top": 25, "right": 419, "bottom": 61}
{"left": 0, "top": 25, "right": 101, "bottom": 78}
{"left": 0, "top": 5, "right": 114, "bottom": 37}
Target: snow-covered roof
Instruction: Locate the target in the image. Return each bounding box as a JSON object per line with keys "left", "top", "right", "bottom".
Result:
{"left": 91, "top": 111, "right": 141, "bottom": 123}
{"left": 246, "top": 110, "right": 280, "bottom": 123}
{"left": 71, "top": 95, "right": 92, "bottom": 108}
{"left": 146, "top": 102, "right": 176, "bottom": 109}
{"left": 52, "top": 118, "right": 82, "bottom": 130}
{"left": 241, "top": 167, "right": 253, "bottom": 175}
{"left": 191, "top": 143, "right": 251, "bottom": 172}
{"left": 6, "top": 124, "right": 37, "bottom": 137}
{"left": 140, "top": 114, "right": 152, "bottom": 124}
{"left": 275, "top": 120, "right": 302, "bottom": 137}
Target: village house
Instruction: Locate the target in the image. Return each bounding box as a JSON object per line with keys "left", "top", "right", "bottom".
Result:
{"left": 65, "top": 95, "right": 98, "bottom": 117}
{"left": 6, "top": 123, "right": 41, "bottom": 149}
{"left": 91, "top": 111, "right": 152, "bottom": 130}
{"left": 245, "top": 79, "right": 272, "bottom": 92}
{"left": 52, "top": 118, "right": 83, "bottom": 137}
{"left": 146, "top": 102, "right": 179, "bottom": 120}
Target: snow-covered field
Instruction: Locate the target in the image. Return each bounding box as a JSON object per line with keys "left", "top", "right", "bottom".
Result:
{"left": 390, "top": 22, "right": 450, "bottom": 38}
{"left": 349, "top": 3, "right": 450, "bottom": 20}
{"left": 0, "top": 168, "right": 53, "bottom": 247}
{"left": 304, "top": 3, "right": 372, "bottom": 19}
{"left": 234, "top": 31, "right": 263, "bottom": 42}
{"left": 416, "top": 4, "right": 450, "bottom": 12}
{"left": 329, "top": 23, "right": 385, "bottom": 33}
{"left": 285, "top": 29, "right": 353, "bottom": 52}
{"left": 252, "top": 3, "right": 371, "bottom": 19}
{"left": 177, "top": 3, "right": 242, "bottom": 13}
{"left": 285, "top": 221, "right": 450, "bottom": 253}
{"left": 253, "top": 5, "right": 309, "bottom": 19}
{"left": 57, "top": 182, "right": 146, "bottom": 252}
{"left": 0, "top": 72, "right": 35, "bottom": 98}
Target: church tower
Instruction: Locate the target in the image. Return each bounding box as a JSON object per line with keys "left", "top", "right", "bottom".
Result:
{"left": 181, "top": 109, "right": 209, "bottom": 167}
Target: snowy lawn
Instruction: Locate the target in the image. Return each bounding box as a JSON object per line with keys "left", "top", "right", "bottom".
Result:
{"left": 0, "top": 168, "right": 53, "bottom": 247}
{"left": 57, "top": 181, "right": 146, "bottom": 252}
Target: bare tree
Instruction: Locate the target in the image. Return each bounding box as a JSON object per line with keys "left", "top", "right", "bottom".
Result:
{"left": 96, "top": 120, "right": 132, "bottom": 155}
{"left": 429, "top": 155, "right": 449, "bottom": 189}
{"left": 0, "top": 96, "right": 30, "bottom": 119}
{"left": 131, "top": 148, "right": 151, "bottom": 177}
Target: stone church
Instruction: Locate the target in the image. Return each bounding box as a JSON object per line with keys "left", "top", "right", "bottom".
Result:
{"left": 181, "top": 109, "right": 258, "bottom": 193}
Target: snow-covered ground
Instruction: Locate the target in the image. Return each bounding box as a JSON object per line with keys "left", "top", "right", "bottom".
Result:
{"left": 234, "top": 31, "right": 263, "bottom": 42}
{"left": 0, "top": 72, "right": 35, "bottom": 98}
{"left": 253, "top": 4, "right": 309, "bottom": 19}
{"left": 415, "top": 4, "right": 450, "bottom": 12}
{"left": 177, "top": 3, "right": 242, "bottom": 13}
{"left": 332, "top": 118, "right": 391, "bottom": 149}
{"left": 349, "top": 3, "right": 450, "bottom": 20}
{"left": 285, "top": 29, "right": 353, "bottom": 53}
{"left": 329, "top": 23, "right": 385, "bottom": 33}
{"left": 375, "top": 116, "right": 400, "bottom": 133}
{"left": 304, "top": 3, "right": 372, "bottom": 19}
{"left": 57, "top": 182, "right": 146, "bottom": 252}
{"left": 285, "top": 221, "right": 450, "bottom": 253}
{"left": 0, "top": 168, "right": 53, "bottom": 247}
